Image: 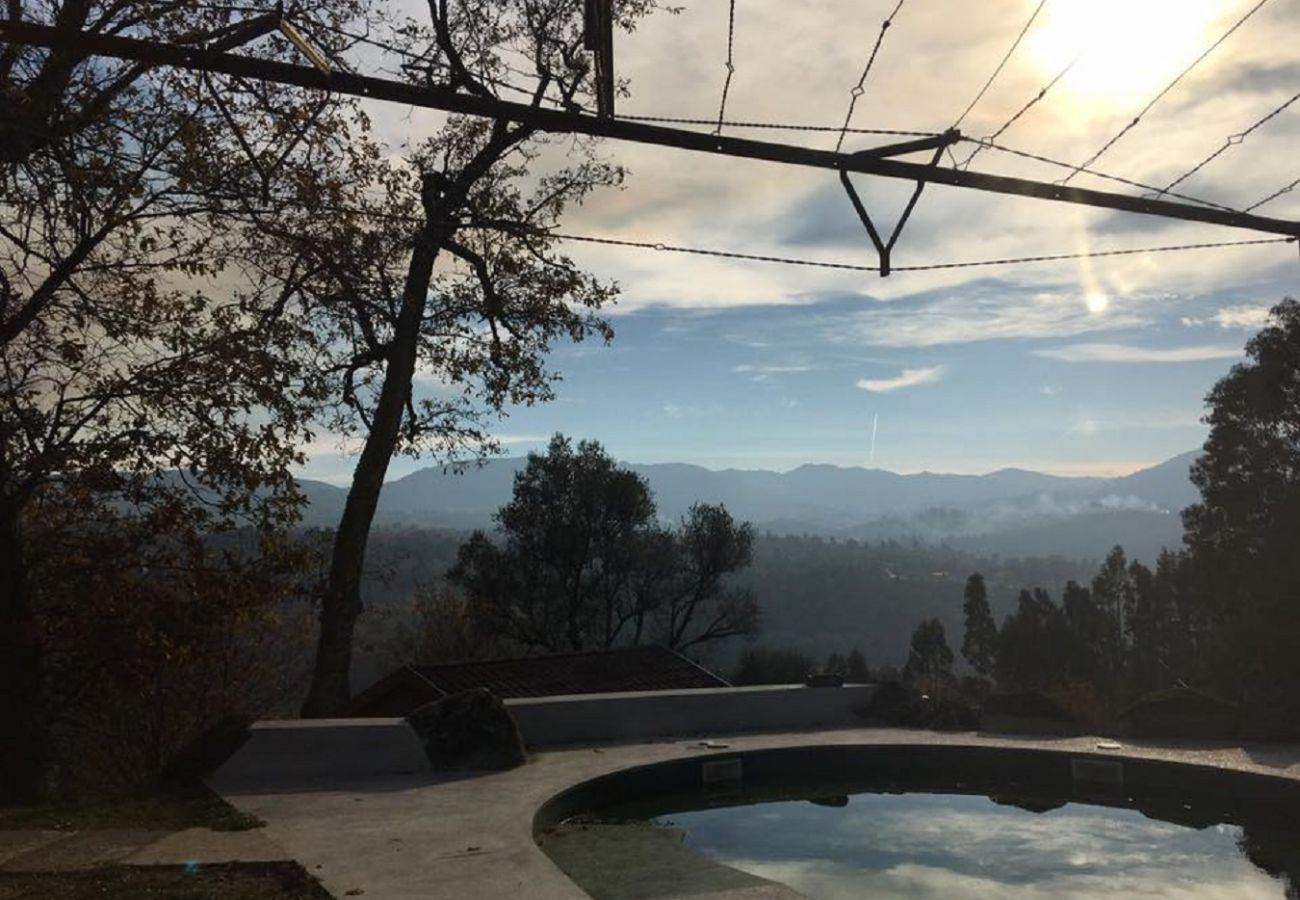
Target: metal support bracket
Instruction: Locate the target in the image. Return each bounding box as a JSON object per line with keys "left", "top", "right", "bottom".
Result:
{"left": 4, "top": 22, "right": 1297, "bottom": 242}
{"left": 202, "top": 67, "right": 330, "bottom": 203}
{"left": 200, "top": 8, "right": 332, "bottom": 74}
{"left": 584, "top": 0, "right": 614, "bottom": 118}
{"left": 202, "top": 12, "right": 282, "bottom": 53}
{"left": 191, "top": 10, "right": 335, "bottom": 202}
{"left": 840, "top": 131, "right": 959, "bottom": 276}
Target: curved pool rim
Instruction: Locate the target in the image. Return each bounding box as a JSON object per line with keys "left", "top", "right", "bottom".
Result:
{"left": 533, "top": 741, "right": 1300, "bottom": 835}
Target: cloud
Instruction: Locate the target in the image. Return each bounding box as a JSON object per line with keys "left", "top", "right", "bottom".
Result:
{"left": 1035, "top": 343, "right": 1242, "bottom": 363}
{"left": 1180, "top": 305, "right": 1272, "bottom": 329}
{"left": 733, "top": 363, "right": 815, "bottom": 381}
{"left": 857, "top": 365, "right": 946, "bottom": 393}
{"left": 827, "top": 283, "right": 1148, "bottom": 348}
{"left": 1214, "top": 305, "right": 1272, "bottom": 329}
{"left": 662, "top": 402, "right": 724, "bottom": 418}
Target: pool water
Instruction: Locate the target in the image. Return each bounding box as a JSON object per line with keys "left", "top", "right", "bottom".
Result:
{"left": 655, "top": 790, "right": 1298, "bottom": 899}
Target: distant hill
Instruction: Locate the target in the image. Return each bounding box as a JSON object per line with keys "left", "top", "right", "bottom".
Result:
{"left": 1106, "top": 450, "right": 1200, "bottom": 512}
{"left": 301, "top": 450, "right": 1202, "bottom": 565}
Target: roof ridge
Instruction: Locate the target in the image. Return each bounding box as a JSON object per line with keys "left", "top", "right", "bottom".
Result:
{"left": 410, "top": 644, "right": 677, "bottom": 671}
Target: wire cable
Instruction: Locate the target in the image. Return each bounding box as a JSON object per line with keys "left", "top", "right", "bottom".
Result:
{"left": 958, "top": 55, "right": 1079, "bottom": 169}
{"left": 712, "top": 0, "right": 737, "bottom": 134}
{"left": 235, "top": 202, "right": 1296, "bottom": 273}
{"left": 1155, "top": 89, "right": 1300, "bottom": 197}
{"left": 1059, "top": 0, "right": 1272, "bottom": 185}
{"left": 619, "top": 114, "right": 939, "bottom": 137}
{"left": 964, "top": 137, "right": 1234, "bottom": 211}
{"left": 1246, "top": 175, "right": 1300, "bottom": 212}
{"left": 952, "top": 0, "right": 1048, "bottom": 129}
{"left": 549, "top": 232, "right": 1294, "bottom": 273}
{"left": 302, "top": 19, "right": 552, "bottom": 103}
{"left": 835, "top": 0, "right": 908, "bottom": 152}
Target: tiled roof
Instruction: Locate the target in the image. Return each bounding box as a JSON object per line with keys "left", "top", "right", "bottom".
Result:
{"left": 410, "top": 645, "right": 728, "bottom": 698}
{"left": 347, "top": 646, "right": 729, "bottom": 716}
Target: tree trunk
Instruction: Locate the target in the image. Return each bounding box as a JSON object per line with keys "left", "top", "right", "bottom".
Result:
{"left": 0, "top": 496, "right": 48, "bottom": 802}
{"left": 301, "top": 233, "right": 443, "bottom": 716}
{"left": 300, "top": 125, "right": 520, "bottom": 716}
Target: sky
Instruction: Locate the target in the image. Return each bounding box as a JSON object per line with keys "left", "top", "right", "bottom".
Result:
{"left": 298, "top": 0, "right": 1300, "bottom": 484}
{"left": 660, "top": 791, "right": 1289, "bottom": 899}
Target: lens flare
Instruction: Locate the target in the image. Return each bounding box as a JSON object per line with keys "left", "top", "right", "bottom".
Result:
{"left": 1028, "top": 0, "right": 1226, "bottom": 107}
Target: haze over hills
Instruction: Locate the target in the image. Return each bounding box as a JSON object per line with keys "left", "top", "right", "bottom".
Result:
{"left": 301, "top": 450, "right": 1201, "bottom": 563}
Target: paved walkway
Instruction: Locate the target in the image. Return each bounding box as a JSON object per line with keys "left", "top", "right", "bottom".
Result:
{"left": 208, "top": 727, "right": 1300, "bottom": 900}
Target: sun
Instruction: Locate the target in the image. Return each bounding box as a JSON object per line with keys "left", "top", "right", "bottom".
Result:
{"left": 1085, "top": 291, "right": 1110, "bottom": 314}
{"left": 1027, "top": 0, "right": 1228, "bottom": 107}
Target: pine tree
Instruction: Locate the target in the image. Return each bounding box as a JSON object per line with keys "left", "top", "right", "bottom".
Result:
{"left": 1183, "top": 298, "right": 1300, "bottom": 723}
{"left": 846, "top": 648, "right": 871, "bottom": 682}
{"left": 961, "top": 573, "right": 998, "bottom": 677}
{"left": 903, "top": 619, "right": 955, "bottom": 697}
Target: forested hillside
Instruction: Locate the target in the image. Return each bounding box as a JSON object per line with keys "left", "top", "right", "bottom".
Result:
{"left": 351, "top": 527, "right": 1093, "bottom": 677}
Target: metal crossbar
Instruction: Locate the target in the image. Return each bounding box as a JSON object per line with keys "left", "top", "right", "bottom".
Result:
{"left": 3, "top": 20, "right": 1298, "bottom": 246}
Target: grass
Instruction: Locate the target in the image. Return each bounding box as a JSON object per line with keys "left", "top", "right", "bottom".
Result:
{"left": 0, "top": 781, "right": 261, "bottom": 832}
{"left": 0, "top": 863, "right": 331, "bottom": 900}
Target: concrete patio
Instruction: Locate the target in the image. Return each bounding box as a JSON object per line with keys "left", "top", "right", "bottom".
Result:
{"left": 209, "top": 722, "right": 1300, "bottom": 900}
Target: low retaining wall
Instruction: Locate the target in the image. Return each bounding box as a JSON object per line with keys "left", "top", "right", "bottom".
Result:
{"left": 213, "top": 685, "right": 879, "bottom": 783}
{"left": 507, "top": 684, "right": 879, "bottom": 747}
{"left": 214, "top": 718, "right": 429, "bottom": 787}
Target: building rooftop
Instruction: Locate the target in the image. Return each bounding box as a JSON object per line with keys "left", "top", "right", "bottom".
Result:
{"left": 348, "top": 645, "right": 728, "bottom": 716}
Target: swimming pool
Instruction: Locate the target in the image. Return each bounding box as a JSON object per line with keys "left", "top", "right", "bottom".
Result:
{"left": 536, "top": 744, "right": 1300, "bottom": 899}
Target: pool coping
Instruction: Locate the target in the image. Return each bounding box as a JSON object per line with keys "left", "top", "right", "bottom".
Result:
{"left": 210, "top": 727, "right": 1300, "bottom": 900}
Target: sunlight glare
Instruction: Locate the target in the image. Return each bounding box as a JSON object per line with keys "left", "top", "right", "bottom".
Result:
{"left": 1086, "top": 291, "right": 1110, "bottom": 314}
{"left": 1028, "top": 0, "right": 1227, "bottom": 106}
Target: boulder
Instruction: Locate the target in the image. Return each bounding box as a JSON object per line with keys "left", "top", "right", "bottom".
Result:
{"left": 164, "top": 714, "right": 254, "bottom": 780}
{"left": 406, "top": 688, "right": 527, "bottom": 771}
{"left": 1119, "top": 686, "right": 1238, "bottom": 740}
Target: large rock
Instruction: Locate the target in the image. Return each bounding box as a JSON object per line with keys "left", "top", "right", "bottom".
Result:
{"left": 164, "top": 714, "right": 254, "bottom": 780}
{"left": 406, "top": 688, "right": 527, "bottom": 771}
{"left": 1119, "top": 686, "right": 1238, "bottom": 740}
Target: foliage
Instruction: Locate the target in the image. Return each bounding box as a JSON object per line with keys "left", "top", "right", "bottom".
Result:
{"left": 960, "top": 573, "right": 997, "bottom": 677}
{"left": 820, "top": 648, "right": 871, "bottom": 681}
{"left": 731, "top": 647, "right": 814, "bottom": 685}
{"left": 1183, "top": 297, "right": 1300, "bottom": 725}
{"left": 901, "top": 618, "right": 955, "bottom": 697}
{"left": 0, "top": 782, "right": 259, "bottom": 832}
{"left": 27, "top": 488, "right": 316, "bottom": 793}
{"left": 846, "top": 648, "right": 871, "bottom": 682}
{"left": 733, "top": 533, "right": 1093, "bottom": 667}
{"left": 995, "top": 588, "right": 1070, "bottom": 693}
{"left": 914, "top": 304, "right": 1300, "bottom": 735}
{"left": 277, "top": 0, "right": 673, "bottom": 714}
{"left": 0, "top": 0, "right": 369, "bottom": 799}
{"left": 449, "top": 435, "right": 759, "bottom": 652}
{"left": 379, "top": 580, "right": 506, "bottom": 665}
{"left": 331, "top": 525, "right": 1097, "bottom": 670}
{"left": 0, "top": 862, "right": 332, "bottom": 900}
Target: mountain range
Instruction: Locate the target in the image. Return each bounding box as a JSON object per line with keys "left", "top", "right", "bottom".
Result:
{"left": 299, "top": 450, "right": 1202, "bottom": 563}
